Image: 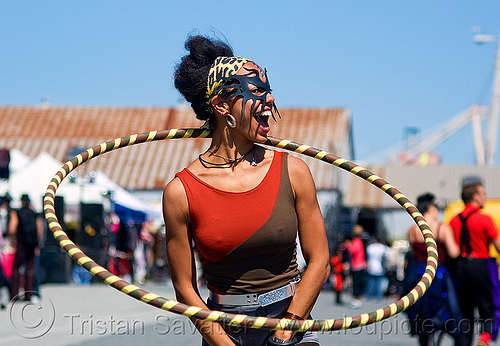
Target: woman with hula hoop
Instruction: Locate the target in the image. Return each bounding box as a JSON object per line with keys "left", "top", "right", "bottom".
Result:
{"left": 163, "top": 35, "right": 330, "bottom": 345}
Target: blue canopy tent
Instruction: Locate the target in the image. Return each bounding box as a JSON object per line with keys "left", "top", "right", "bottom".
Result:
{"left": 113, "top": 202, "right": 147, "bottom": 225}
{"left": 91, "top": 171, "right": 162, "bottom": 224}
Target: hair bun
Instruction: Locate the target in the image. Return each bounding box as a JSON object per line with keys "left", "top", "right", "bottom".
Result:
{"left": 185, "top": 35, "right": 233, "bottom": 67}
{"left": 174, "top": 35, "right": 234, "bottom": 123}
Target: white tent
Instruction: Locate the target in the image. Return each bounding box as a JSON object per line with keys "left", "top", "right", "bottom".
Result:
{"left": 9, "top": 148, "right": 31, "bottom": 174}
{"left": 0, "top": 152, "right": 105, "bottom": 211}
{"left": 0, "top": 152, "right": 161, "bottom": 222}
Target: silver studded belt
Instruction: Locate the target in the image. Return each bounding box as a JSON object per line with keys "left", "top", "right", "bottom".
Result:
{"left": 209, "top": 279, "right": 300, "bottom": 307}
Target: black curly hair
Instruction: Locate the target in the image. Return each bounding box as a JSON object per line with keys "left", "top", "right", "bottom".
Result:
{"left": 174, "top": 35, "right": 234, "bottom": 126}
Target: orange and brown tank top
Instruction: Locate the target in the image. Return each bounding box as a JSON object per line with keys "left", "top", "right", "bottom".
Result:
{"left": 175, "top": 151, "right": 299, "bottom": 294}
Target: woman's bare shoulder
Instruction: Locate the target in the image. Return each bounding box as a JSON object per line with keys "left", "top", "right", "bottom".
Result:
{"left": 286, "top": 154, "right": 312, "bottom": 178}
{"left": 163, "top": 176, "right": 188, "bottom": 207}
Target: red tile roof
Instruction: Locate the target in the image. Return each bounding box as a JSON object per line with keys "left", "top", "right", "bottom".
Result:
{"left": 0, "top": 106, "right": 352, "bottom": 191}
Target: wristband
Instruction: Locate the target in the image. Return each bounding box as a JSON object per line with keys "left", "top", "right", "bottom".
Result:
{"left": 267, "top": 335, "right": 298, "bottom": 345}
{"left": 283, "top": 312, "right": 305, "bottom": 320}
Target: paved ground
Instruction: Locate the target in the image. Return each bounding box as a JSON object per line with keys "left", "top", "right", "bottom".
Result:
{"left": 0, "top": 282, "right": 491, "bottom": 345}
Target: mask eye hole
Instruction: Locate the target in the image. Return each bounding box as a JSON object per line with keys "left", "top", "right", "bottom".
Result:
{"left": 249, "top": 85, "right": 268, "bottom": 96}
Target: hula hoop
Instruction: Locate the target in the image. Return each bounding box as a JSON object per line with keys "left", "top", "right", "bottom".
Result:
{"left": 43, "top": 128, "right": 437, "bottom": 333}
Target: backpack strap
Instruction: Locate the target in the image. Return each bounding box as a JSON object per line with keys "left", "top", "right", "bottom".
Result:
{"left": 458, "top": 209, "right": 479, "bottom": 256}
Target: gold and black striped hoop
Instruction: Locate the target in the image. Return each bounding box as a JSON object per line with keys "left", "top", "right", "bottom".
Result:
{"left": 43, "top": 128, "right": 437, "bottom": 333}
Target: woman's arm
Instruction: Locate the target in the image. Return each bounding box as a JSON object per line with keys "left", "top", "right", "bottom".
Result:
{"left": 273, "top": 156, "right": 330, "bottom": 341}
{"left": 439, "top": 223, "right": 460, "bottom": 258}
{"left": 9, "top": 210, "right": 18, "bottom": 236}
{"left": 163, "top": 178, "right": 234, "bottom": 346}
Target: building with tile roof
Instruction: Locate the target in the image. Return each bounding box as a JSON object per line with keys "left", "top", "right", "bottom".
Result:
{"left": 0, "top": 105, "right": 353, "bottom": 198}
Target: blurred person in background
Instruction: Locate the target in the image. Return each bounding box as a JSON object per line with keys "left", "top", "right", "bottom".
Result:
{"left": 9, "top": 194, "right": 43, "bottom": 301}
{"left": 404, "top": 192, "right": 461, "bottom": 346}
{"left": 344, "top": 225, "right": 367, "bottom": 309}
{"left": 330, "top": 245, "right": 345, "bottom": 305}
{"left": 0, "top": 194, "right": 14, "bottom": 307}
{"left": 365, "top": 236, "right": 390, "bottom": 300}
{"left": 449, "top": 178, "right": 500, "bottom": 346}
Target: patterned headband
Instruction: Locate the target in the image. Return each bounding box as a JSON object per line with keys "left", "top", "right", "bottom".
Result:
{"left": 206, "top": 56, "right": 250, "bottom": 110}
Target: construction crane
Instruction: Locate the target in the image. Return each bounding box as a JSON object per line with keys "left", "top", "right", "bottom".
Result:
{"left": 364, "top": 32, "right": 500, "bottom": 166}
{"left": 478, "top": 32, "right": 500, "bottom": 165}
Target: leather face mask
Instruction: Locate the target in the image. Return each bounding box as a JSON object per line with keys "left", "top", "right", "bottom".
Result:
{"left": 219, "top": 65, "right": 280, "bottom": 124}
{"left": 206, "top": 57, "right": 280, "bottom": 125}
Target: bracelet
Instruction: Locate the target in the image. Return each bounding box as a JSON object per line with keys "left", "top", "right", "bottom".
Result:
{"left": 267, "top": 335, "right": 298, "bottom": 345}
{"left": 283, "top": 312, "right": 305, "bottom": 320}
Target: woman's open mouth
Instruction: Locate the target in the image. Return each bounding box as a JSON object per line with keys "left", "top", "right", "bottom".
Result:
{"left": 255, "top": 110, "right": 271, "bottom": 131}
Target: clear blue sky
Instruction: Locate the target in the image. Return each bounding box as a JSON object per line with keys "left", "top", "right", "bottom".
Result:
{"left": 2, "top": 1, "right": 500, "bottom": 165}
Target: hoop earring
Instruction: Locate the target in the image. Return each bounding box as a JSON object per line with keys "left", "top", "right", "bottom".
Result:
{"left": 226, "top": 114, "right": 237, "bottom": 128}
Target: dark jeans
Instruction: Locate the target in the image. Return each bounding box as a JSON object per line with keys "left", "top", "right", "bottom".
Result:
{"left": 454, "top": 258, "right": 495, "bottom": 346}
{"left": 10, "top": 244, "right": 36, "bottom": 301}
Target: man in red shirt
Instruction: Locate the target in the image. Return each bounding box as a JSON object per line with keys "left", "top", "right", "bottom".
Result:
{"left": 449, "top": 178, "right": 500, "bottom": 346}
